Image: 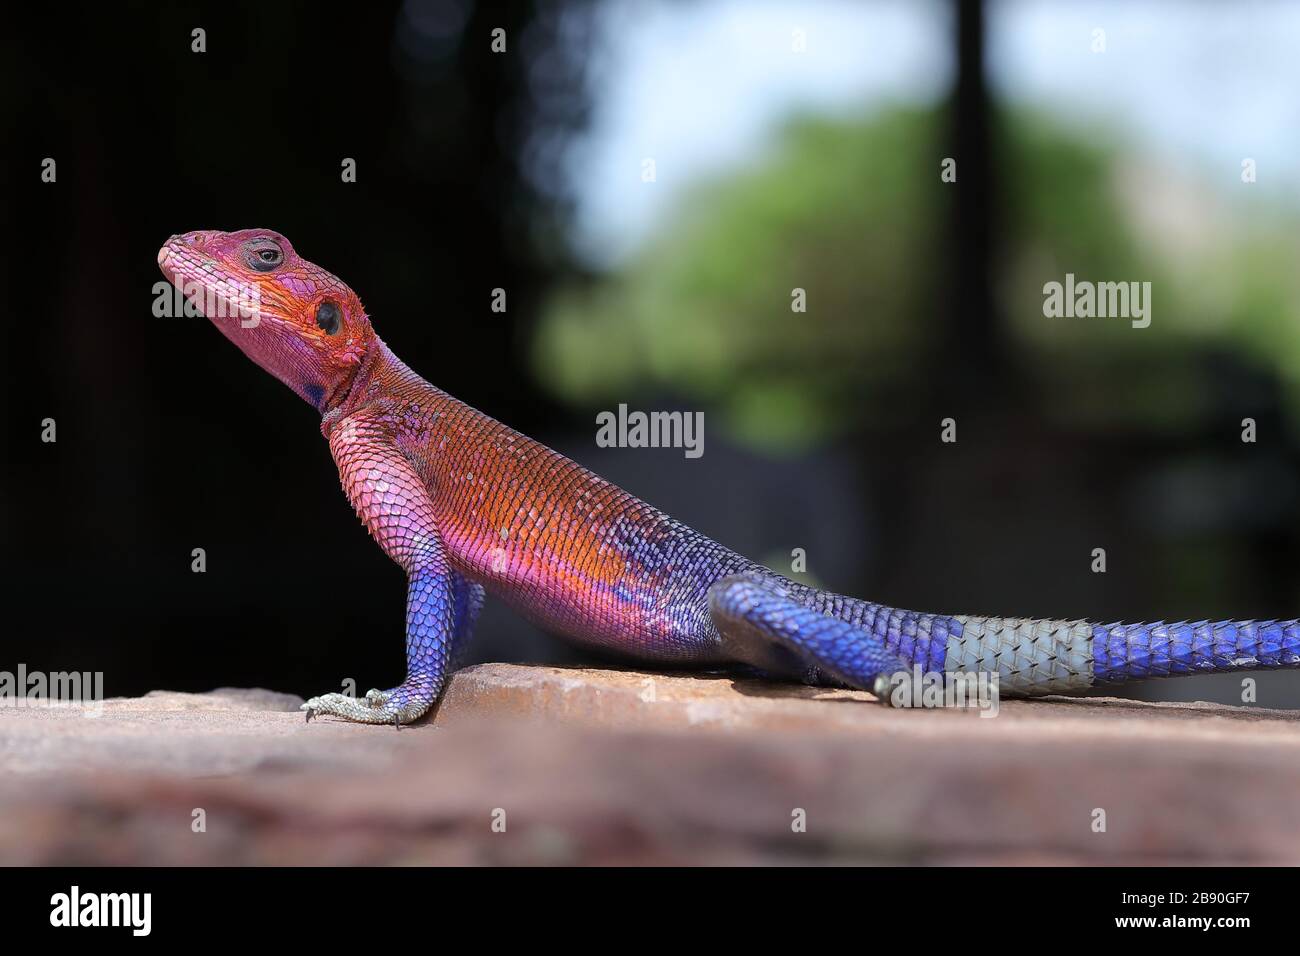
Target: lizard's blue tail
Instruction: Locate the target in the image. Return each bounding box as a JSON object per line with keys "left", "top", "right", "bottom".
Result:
{"left": 1091, "top": 620, "right": 1300, "bottom": 684}
{"left": 708, "top": 573, "right": 1300, "bottom": 699}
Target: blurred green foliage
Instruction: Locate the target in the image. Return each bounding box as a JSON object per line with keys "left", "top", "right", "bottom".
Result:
{"left": 533, "top": 104, "right": 1300, "bottom": 449}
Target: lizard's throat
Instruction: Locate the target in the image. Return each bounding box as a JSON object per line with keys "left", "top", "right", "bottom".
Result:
{"left": 320, "top": 335, "right": 390, "bottom": 422}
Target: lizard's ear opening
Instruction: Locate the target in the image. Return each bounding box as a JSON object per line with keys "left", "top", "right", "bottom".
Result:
{"left": 316, "top": 300, "right": 342, "bottom": 335}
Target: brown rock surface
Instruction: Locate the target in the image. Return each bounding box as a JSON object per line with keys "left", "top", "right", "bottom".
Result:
{"left": 1, "top": 664, "right": 1297, "bottom": 865}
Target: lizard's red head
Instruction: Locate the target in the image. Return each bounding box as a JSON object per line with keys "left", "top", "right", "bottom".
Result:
{"left": 158, "top": 229, "right": 373, "bottom": 412}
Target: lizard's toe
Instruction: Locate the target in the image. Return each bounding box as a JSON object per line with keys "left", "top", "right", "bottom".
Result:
{"left": 300, "top": 683, "right": 434, "bottom": 726}
{"left": 300, "top": 692, "right": 362, "bottom": 723}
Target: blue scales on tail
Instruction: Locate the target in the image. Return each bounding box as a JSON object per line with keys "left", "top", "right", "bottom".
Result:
{"left": 707, "top": 571, "right": 1300, "bottom": 700}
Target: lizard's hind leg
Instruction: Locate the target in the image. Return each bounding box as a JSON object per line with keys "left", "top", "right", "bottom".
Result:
{"left": 707, "top": 574, "right": 909, "bottom": 702}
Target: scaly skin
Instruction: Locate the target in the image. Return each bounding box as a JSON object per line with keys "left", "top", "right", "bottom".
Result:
{"left": 159, "top": 229, "right": 1300, "bottom": 724}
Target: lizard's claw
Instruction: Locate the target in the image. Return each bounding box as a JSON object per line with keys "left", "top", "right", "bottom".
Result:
{"left": 872, "top": 674, "right": 900, "bottom": 707}
{"left": 299, "top": 682, "right": 436, "bottom": 726}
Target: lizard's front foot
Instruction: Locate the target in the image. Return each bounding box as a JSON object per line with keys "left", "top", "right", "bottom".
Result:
{"left": 301, "top": 678, "right": 438, "bottom": 727}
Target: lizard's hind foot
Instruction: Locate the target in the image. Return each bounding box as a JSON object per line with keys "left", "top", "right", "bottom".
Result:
{"left": 708, "top": 574, "right": 910, "bottom": 702}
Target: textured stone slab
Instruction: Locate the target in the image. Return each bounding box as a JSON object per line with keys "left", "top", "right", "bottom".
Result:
{"left": 0, "top": 665, "right": 1297, "bottom": 864}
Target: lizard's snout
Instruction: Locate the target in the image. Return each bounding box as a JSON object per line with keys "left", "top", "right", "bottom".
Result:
{"left": 159, "top": 231, "right": 217, "bottom": 269}
{"left": 165, "top": 230, "right": 217, "bottom": 250}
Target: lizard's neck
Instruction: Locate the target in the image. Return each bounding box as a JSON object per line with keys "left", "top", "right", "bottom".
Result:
{"left": 320, "top": 335, "right": 400, "bottom": 435}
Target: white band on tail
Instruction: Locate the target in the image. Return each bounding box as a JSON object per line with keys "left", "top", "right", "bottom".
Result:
{"left": 947, "top": 617, "right": 1095, "bottom": 695}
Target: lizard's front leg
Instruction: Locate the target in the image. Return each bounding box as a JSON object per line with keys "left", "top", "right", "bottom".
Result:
{"left": 303, "top": 411, "right": 474, "bottom": 726}
{"left": 352, "top": 570, "right": 483, "bottom": 715}
{"left": 303, "top": 547, "right": 466, "bottom": 725}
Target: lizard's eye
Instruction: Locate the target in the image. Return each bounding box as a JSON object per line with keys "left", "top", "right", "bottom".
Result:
{"left": 315, "top": 300, "right": 342, "bottom": 335}
{"left": 243, "top": 240, "right": 284, "bottom": 272}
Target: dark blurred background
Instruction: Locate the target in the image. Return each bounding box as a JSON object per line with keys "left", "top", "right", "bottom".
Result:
{"left": 4, "top": 0, "right": 1300, "bottom": 707}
